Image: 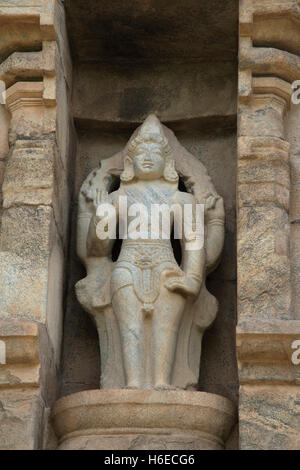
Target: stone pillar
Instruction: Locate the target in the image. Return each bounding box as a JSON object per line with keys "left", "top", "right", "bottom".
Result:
{"left": 237, "top": 1, "right": 300, "bottom": 450}
{"left": 238, "top": 79, "right": 291, "bottom": 322}
{"left": 0, "top": 1, "right": 74, "bottom": 449}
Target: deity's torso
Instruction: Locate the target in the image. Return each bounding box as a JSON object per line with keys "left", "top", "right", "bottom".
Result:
{"left": 118, "top": 180, "right": 177, "bottom": 229}
{"left": 110, "top": 181, "right": 185, "bottom": 308}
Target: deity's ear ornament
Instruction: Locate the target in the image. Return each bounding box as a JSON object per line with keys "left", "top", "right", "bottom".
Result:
{"left": 120, "top": 155, "right": 135, "bottom": 182}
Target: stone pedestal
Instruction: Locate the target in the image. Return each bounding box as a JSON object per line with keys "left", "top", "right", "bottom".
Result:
{"left": 51, "top": 390, "right": 235, "bottom": 450}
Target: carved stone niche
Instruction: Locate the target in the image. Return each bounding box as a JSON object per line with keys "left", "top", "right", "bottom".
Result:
{"left": 52, "top": 115, "right": 235, "bottom": 449}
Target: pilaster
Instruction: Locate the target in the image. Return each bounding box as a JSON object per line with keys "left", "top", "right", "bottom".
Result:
{"left": 237, "top": 0, "right": 300, "bottom": 449}
{"left": 0, "top": 0, "right": 74, "bottom": 449}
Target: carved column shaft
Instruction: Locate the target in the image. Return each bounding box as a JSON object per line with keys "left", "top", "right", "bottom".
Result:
{"left": 0, "top": 1, "right": 74, "bottom": 450}
{"left": 237, "top": 1, "right": 300, "bottom": 450}
{"left": 238, "top": 88, "right": 291, "bottom": 322}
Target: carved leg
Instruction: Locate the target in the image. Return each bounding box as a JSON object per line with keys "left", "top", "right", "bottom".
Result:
{"left": 152, "top": 286, "right": 185, "bottom": 388}
{"left": 112, "top": 285, "right": 145, "bottom": 388}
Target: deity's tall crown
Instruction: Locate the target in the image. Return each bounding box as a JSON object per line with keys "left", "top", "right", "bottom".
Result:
{"left": 127, "top": 114, "right": 171, "bottom": 157}
{"left": 122, "top": 114, "right": 178, "bottom": 183}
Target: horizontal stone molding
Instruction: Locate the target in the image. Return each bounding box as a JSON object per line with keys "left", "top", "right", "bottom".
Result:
{"left": 252, "top": 77, "right": 292, "bottom": 108}
{"left": 0, "top": 319, "right": 41, "bottom": 388}
{"left": 238, "top": 363, "right": 300, "bottom": 385}
{"left": 240, "top": 0, "right": 300, "bottom": 48}
{"left": 52, "top": 390, "right": 236, "bottom": 450}
{"left": 0, "top": 51, "right": 44, "bottom": 86}
{"left": 5, "top": 79, "right": 56, "bottom": 116}
{"left": 0, "top": 43, "right": 55, "bottom": 88}
{"left": 0, "top": 321, "right": 39, "bottom": 362}
{"left": 240, "top": 40, "right": 300, "bottom": 84}
{"left": 6, "top": 81, "right": 44, "bottom": 113}
{"left": 237, "top": 320, "right": 300, "bottom": 363}
{"left": 237, "top": 320, "right": 300, "bottom": 384}
{"left": 0, "top": 364, "right": 40, "bottom": 388}
{"left": 0, "top": 1, "right": 56, "bottom": 42}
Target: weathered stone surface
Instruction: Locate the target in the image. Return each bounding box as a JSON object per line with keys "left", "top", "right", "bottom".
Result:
{"left": 0, "top": 319, "right": 40, "bottom": 388}
{"left": 0, "top": 16, "right": 41, "bottom": 65}
{"left": 0, "top": 250, "right": 48, "bottom": 323}
{"left": 73, "top": 61, "right": 237, "bottom": 124}
{"left": 52, "top": 390, "right": 236, "bottom": 450}
{"left": 239, "top": 385, "right": 300, "bottom": 450}
{"left": 5, "top": 81, "right": 56, "bottom": 141}
{"left": 239, "top": 97, "right": 286, "bottom": 139}
{"left": 0, "top": 319, "right": 39, "bottom": 365}
{"left": 199, "top": 280, "right": 238, "bottom": 404}
{"left": 0, "top": 207, "right": 66, "bottom": 372}
{"left": 1, "top": 137, "right": 69, "bottom": 244}
{"left": 58, "top": 205, "right": 101, "bottom": 397}
{"left": 65, "top": 0, "right": 238, "bottom": 62}
{"left": 0, "top": 205, "right": 52, "bottom": 260}
{"left": 0, "top": 388, "right": 43, "bottom": 450}
{"left": 237, "top": 319, "right": 300, "bottom": 385}
{"left": 237, "top": 91, "right": 291, "bottom": 327}
{"left": 287, "top": 103, "right": 300, "bottom": 321}
{"left": 238, "top": 206, "right": 291, "bottom": 321}
{"left": 0, "top": 105, "right": 9, "bottom": 159}
{"left": 244, "top": 1, "right": 300, "bottom": 57}
{"left": 240, "top": 44, "right": 300, "bottom": 84}
{"left": 2, "top": 140, "right": 54, "bottom": 208}
{"left": 0, "top": 1, "right": 73, "bottom": 451}
{"left": 238, "top": 0, "right": 300, "bottom": 450}
{"left": 0, "top": 317, "right": 57, "bottom": 450}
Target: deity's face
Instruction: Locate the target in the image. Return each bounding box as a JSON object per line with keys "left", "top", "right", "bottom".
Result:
{"left": 132, "top": 141, "right": 165, "bottom": 181}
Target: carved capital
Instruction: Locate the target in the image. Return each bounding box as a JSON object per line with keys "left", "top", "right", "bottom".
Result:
{"left": 5, "top": 81, "right": 55, "bottom": 140}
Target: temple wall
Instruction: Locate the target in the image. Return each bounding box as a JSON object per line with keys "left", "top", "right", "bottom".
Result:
{"left": 0, "top": 0, "right": 299, "bottom": 450}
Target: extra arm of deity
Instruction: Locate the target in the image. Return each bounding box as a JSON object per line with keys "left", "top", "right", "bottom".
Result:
{"left": 86, "top": 189, "right": 118, "bottom": 258}
{"left": 204, "top": 194, "right": 225, "bottom": 274}
{"left": 165, "top": 194, "right": 205, "bottom": 297}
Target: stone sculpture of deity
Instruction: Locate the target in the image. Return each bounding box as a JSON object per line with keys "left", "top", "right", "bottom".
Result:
{"left": 76, "top": 115, "right": 225, "bottom": 390}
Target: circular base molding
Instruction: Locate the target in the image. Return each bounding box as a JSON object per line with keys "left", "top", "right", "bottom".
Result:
{"left": 51, "top": 389, "right": 236, "bottom": 450}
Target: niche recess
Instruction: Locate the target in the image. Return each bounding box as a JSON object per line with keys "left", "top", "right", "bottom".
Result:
{"left": 60, "top": 0, "right": 239, "bottom": 418}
